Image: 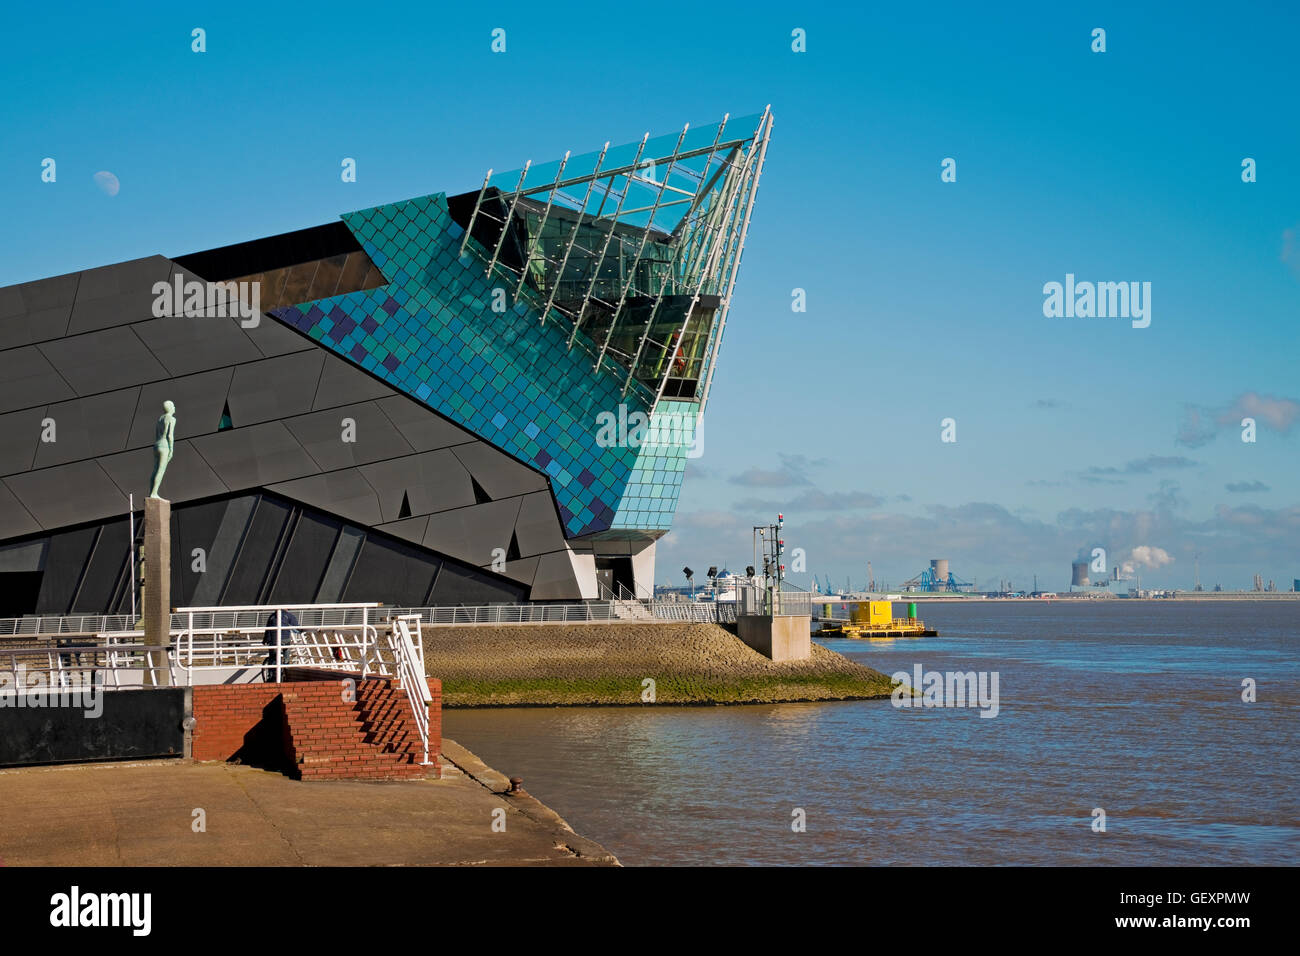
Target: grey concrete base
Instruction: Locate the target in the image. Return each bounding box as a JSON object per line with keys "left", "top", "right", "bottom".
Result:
{"left": 736, "top": 613, "right": 812, "bottom": 662}
{"left": 0, "top": 744, "right": 618, "bottom": 866}
{"left": 142, "top": 497, "right": 171, "bottom": 686}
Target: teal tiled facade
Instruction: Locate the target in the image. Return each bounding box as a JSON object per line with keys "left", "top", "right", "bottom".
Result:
{"left": 609, "top": 400, "right": 699, "bottom": 531}
{"left": 271, "top": 193, "right": 692, "bottom": 538}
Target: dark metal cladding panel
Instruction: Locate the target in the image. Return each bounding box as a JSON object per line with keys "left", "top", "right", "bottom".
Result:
{"left": 171, "top": 498, "right": 232, "bottom": 607}
{"left": 98, "top": 441, "right": 229, "bottom": 506}
{"left": 268, "top": 470, "right": 383, "bottom": 528}
{"left": 132, "top": 313, "right": 263, "bottom": 378}
{"left": 34, "top": 525, "right": 99, "bottom": 614}
{"left": 37, "top": 326, "right": 168, "bottom": 398}
{"left": 226, "top": 351, "right": 326, "bottom": 428}
{"left": 3, "top": 460, "right": 124, "bottom": 531}
{"left": 422, "top": 498, "right": 523, "bottom": 568}
{"left": 267, "top": 510, "right": 339, "bottom": 605}
{"left": 512, "top": 490, "right": 567, "bottom": 557}
{"left": 32, "top": 387, "right": 141, "bottom": 469}
{"left": 0, "top": 271, "right": 79, "bottom": 349}
{"left": 428, "top": 561, "right": 526, "bottom": 605}
{"left": 358, "top": 450, "right": 475, "bottom": 522}
{"left": 528, "top": 550, "right": 583, "bottom": 601}
{"left": 65, "top": 256, "right": 172, "bottom": 335}
{"left": 242, "top": 311, "right": 315, "bottom": 358}
{"left": 220, "top": 496, "right": 292, "bottom": 604}
{"left": 358, "top": 449, "right": 475, "bottom": 522}
{"left": 0, "top": 688, "right": 186, "bottom": 767}
{"left": 341, "top": 534, "right": 440, "bottom": 607}
{"left": 373, "top": 515, "right": 430, "bottom": 548}
{"left": 0, "top": 482, "right": 42, "bottom": 539}
{"left": 127, "top": 367, "right": 234, "bottom": 447}
{"left": 188, "top": 496, "right": 256, "bottom": 606}
{"left": 315, "top": 524, "right": 363, "bottom": 603}
{"left": 312, "top": 354, "right": 394, "bottom": 409}
{"left": 0, "top": 406, "right": 50, "bottom": 477}
{"left": 491, "top": 553, "right": 538, "bottom": 588}
{"left": 188, "top": 421, "right": 318, "bottom": 490}
{"left": 71, "top": 516, "right": 131, "bottom": 613}
{"left": 450, "top": 442, "right": 548, "bottom": 499}
{"left": 0, "top": 345, "right": 76, "bottom": 413}
{"left": 17, "top": 271, "right": 81, "bottom": 314}
{"left": 373, "top": 395, "right": 476, "bottom": 450}
{"left": 284, "top": 402, "right": 414, "bottom": 472}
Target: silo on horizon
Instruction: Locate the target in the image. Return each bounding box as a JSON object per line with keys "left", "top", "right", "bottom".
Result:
{"left": 1071, "top": 560, "right": 1090, "bottom": 587}
{"left": 931, "top": 558, "right": 950, "bottom": 584}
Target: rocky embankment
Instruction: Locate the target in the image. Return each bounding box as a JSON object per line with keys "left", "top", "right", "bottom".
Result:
{"left": 423, "top": 621, "right": 894, "bottom": 706}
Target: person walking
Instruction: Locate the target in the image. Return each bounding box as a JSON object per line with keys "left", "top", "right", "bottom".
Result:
{"left": 261, "top": 609, "right": 300, "bottom": 683}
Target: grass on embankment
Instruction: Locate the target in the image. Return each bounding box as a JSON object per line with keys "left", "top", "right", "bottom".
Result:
{"left": 422, "top": 621, "right": 895, "bottom": 707}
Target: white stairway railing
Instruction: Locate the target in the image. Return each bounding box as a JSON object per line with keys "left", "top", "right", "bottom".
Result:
{"left": 388, "top": 615, "right": 433, "bottom": 765}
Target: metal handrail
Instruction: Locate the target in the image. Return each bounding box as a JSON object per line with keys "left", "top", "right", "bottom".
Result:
{"left": 389, "top": 615, "right": 433, "bottom": 765}
{"left": 0, "top": 599, "right": 769, "bottom": 638}
{"left": 2, "top": 635, "right": 175, "bottom": 690}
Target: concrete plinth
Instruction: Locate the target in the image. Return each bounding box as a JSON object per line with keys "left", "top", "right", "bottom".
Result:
{"left": 737, "top": 613, "right": 811, "bottom": 662}
{"left": 143, "top": 497, "right": 171, "bottom": 687}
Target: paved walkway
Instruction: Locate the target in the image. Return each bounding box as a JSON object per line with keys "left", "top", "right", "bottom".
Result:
{"left": 0, "top": 740, "right": 617, "bottom": 866}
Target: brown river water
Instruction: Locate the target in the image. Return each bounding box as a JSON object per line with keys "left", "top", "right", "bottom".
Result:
{"left": 443, "top": 601, "right": 1299, "bottom": 865}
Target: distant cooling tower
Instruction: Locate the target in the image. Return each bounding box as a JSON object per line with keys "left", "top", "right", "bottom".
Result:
{"left": 931, "top": 558, "right": 949, "bottom": 582}
{"left": 1071, "top": 561, "right": 1090, "bottom": 587}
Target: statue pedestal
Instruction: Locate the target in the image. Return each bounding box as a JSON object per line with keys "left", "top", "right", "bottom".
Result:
{"left": 143, "top": 497, "right": 172, "bottom": 687}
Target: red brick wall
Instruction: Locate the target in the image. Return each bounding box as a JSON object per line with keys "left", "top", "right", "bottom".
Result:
{"left": 191, "top": 683, "right": 289, "bottom": 762}
{"left": 426, "top": 677, "right": 442, "bottom": 766}
{"left": 190, "top": 675, "right": 442, "bottom": 777}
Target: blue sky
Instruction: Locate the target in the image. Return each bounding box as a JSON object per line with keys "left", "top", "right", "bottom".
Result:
{"left": 2, "top": 1, "right": 1297, "bottom": 590}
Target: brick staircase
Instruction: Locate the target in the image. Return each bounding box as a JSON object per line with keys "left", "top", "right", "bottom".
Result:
{"left": 281, "top": 679, "right": 430, "bottom": 781}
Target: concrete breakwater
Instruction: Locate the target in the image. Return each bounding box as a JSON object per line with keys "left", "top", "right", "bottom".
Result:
{"left": 422, "top": 621, "right": 894, "bottom": 707}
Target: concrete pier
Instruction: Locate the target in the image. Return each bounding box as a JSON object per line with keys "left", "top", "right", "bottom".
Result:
{"left": 142, "top": 497, "right": 171, "bottom": 687}
{"left": 736, "top": 614, "right": 812, "bottom": 662}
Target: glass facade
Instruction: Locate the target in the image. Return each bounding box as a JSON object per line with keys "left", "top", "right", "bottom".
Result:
{"left": 271, "top": 111, "right": 771, "bottom": 541}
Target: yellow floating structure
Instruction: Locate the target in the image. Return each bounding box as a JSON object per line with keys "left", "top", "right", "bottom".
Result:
{"left": 818, "top": 600, "right": 935, "bottom": 638}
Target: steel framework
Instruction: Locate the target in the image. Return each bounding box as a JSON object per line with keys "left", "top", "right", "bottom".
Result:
{"left": 457, "top": 108, "right": 773, "bottom": 410}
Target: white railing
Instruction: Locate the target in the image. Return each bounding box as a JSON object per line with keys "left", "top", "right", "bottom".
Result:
{"left": 390, "top": 615, "right": 433, "bottom": 765}
{"left": 391, "top": 604, "right": 626, "bottom": 624}
{"left": 173, "top": 603, "right": 383, "bottom": 685}
{"left": 0, "top": 614, "right": 139, "bottom": 636}
{"left": 386, "top": 602, "right": 737, "bottom": 624}
{"left": 735, "top": 586, "right": 813, "bottom": 616}
{"left": 650, "top": 602, "right": 739, "bottom": 623}
{"left": 0, "top": 599, "right": 757, "bottom": 638}
{"left": 596, "top": 579, "right": 655, "bottom": 602}
{"left": 1, "top": 634, "right": 175, "bottom": 691}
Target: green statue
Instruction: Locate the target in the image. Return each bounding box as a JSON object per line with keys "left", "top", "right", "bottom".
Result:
{"left": 148, "top": 400, "right": 176, "bottom": 498}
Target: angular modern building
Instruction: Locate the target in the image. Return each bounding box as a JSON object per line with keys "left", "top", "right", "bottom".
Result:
{"left": 0, "top": 110, "right": 771, "bottom": 615}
